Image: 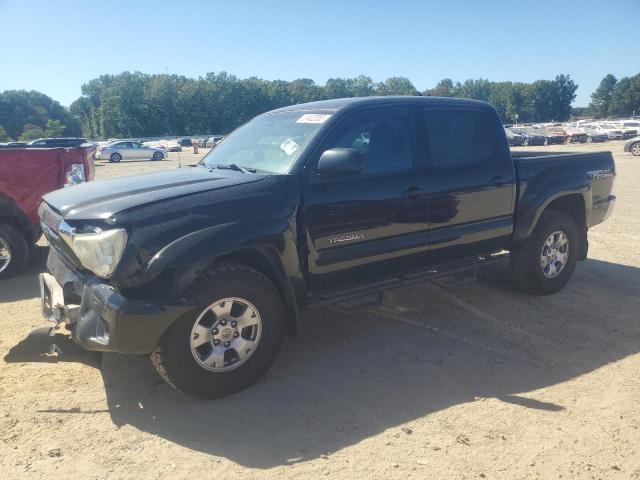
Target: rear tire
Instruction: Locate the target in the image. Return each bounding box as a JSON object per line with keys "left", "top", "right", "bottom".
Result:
{"left": 0, "top": 223, "right": 30, "bottom": 280}
{"left": 510, "top": 210, "right": 578, "bottom": 295}
{"left": 151, "top": 264, "right": 286, "bottom": 398}
{"left": 110, "top": 153, "right": 122, "bottom": 163}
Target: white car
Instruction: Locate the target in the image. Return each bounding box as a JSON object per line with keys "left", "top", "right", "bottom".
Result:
{"left": 587, "top": 124, "right": 624, "bottom": 140}
{"left": 96, "top": 141, "right": 167, "bottom": 163}
{"left": 609, "top": 121, "right": 639, "bottom": 139}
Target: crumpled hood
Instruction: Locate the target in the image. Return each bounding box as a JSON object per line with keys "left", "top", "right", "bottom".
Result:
{"left": 43, "top": 167, "right": 264, "bottom": 220}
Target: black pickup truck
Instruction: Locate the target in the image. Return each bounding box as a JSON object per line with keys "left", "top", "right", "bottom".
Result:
{"left": 37, "top": 97, "right": 616, "bottom": 398}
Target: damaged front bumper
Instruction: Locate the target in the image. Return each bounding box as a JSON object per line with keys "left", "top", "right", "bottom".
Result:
{"left": 39, "top": 250, "right": 197, "bottom": 354}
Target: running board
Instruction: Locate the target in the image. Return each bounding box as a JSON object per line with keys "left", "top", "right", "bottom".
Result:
{"left": 305, "top": 251, "right": 509, "bottom": 308}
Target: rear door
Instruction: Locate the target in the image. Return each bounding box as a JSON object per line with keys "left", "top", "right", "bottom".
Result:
{"left": 302, "top": 106, "right": 430, "bottom": 290}
{"left": 420, "top": 107, "right": 516, "bottom": 263}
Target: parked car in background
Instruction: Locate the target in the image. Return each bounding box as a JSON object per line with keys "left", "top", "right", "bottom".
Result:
{"left": 538, "top": 128, "right": 566, "bottom": 145}
{"left": 28, "top": 137, "right": 87, "bottom": 147}
{"left": 205, "top": 136, "right": 225, "bottom": 148}
{"left": 178, "top": 138, "right": 192, "bottom": 147}
{"left": 96, "top": 140, "right": 167, "bottom": 162}
{"left": 624, "top": 136, "right": 640, "bottom": 156}
{"left": 580, "top": 125, "right": 609, "bottom": 142}
{"left": 597, "top": 124, "right": 624, "bottom": 140}
{"left": 505, "top": 128, "right": 525, "bottom": 146}
{"left": 166, "top": 142, "right": 182, "bottom": 152}
{"left": 511, "top": 127, "right": 546, "bottom": 146}
{"left": 0, "top": 143, "right": 95, "bottom": 278}
{"left": 609, "top": 121, "right": 639, "bottom": 139}
{"left": 562, "top": 126, "right": 588, "bottom": 144}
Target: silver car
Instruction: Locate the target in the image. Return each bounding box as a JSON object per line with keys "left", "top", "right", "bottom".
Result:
{"left": 624, "top": 136, "right": 640, "bottom": 156}
{"left": 96, "top": 141, "right": 166, "bottom": 163}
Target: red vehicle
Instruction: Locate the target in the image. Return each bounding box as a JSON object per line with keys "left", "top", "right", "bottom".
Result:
{"left": 0, "top": 144, "right": 95, "bottom": 278}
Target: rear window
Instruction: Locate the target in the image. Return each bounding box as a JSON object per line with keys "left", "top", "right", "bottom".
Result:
{"left": 423, "top": 109, "right": 493, "bottom": 169}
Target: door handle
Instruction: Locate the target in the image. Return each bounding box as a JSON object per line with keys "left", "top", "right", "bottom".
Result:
{"left": 490, "top": 175, "right": 507, "bottom": 186}
{"left": 404, "top": 185, "right": 426, "bottom": 199}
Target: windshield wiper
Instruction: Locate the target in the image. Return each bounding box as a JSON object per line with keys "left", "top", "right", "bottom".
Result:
{"left": 211, "top": 163, "right": 255, "bottom": 174}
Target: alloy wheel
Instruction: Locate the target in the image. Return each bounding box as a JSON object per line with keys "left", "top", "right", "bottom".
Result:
{"left": 190, "top": 297, "right": 262, "bottom": 372}
{"left": 540, "top": 231, "right": 569, "bottom": 279}
{"left": 0, "top": 236, "right": 11, "bottom": 274}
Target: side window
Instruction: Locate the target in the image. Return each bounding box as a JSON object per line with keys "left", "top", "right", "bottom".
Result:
{"left": 423, "top": 109, "right": 493, "bottom": 169}
{"left": 325, "top": 110, "right": 414, "bottom": 175}
{"left": 130, "top": 142, "right": 140, "bottom": 148}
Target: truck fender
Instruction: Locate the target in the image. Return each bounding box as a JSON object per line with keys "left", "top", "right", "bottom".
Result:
{"left": 144, "top": 219, "right": 304, "bottom": 337}
{"left": 512, "top": 175, "right": 590, "bottom": 246}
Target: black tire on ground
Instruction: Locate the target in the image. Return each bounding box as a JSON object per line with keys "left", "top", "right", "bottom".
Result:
{"left": 152, "top": 151, "right": 163, "bottom": 161}
{"left": 110, "top": 153, "right": 122, "bottom": 163}
{"left": 510, "top": 210, "right": 579, "bottom": 295}
{"left": 151, "top": 263, "right": 286, "bottom": 398}
{"left": 0, "top": 223, "right": 30, "bottom": 280}
{"left": 630, "top": 141, "right": 640, "bottom": 157}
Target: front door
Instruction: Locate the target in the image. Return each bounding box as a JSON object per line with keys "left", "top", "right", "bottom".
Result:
{"left": 302, "top": 106, "right": 430, "bottom": 291}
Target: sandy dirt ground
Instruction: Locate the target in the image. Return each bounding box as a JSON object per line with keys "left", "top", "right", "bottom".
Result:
{"left": 1, "top": 142, "right": 639, "bottom": 479}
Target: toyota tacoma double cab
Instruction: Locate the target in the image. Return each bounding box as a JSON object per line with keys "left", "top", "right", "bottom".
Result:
{"left": 37, "top": 97, "right": 616, "bottom": 398}
{"left": 0, "top": 143, "right": 95, "bottom": 278}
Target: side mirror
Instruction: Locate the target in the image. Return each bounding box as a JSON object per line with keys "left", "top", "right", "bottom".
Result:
{"left": 317, "top": 148, "right": 364, "bottom": 177}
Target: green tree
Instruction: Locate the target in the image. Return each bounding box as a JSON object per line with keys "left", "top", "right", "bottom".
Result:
{"left": 375, "top": 77, "right": 418, "bottom": 96}
{"left": 19, "top": 126, "right": 45, "bottom": 141}
{"left": 609, "top": 73, "right": 640, "bottom": 117}
{"left": 589, "top": 74, "right": 617, "bottom": 118}
{"left": 0, "top": 90, "right": 81, "bottom": 139}
{"left": 0, "top": 126, "right": 10, "bottom": 142}
{"left": 423, "top": 78, "right": 454, "bottom": 97}
{"left": 44, "top": 119, "right": 65, "bottom": 137}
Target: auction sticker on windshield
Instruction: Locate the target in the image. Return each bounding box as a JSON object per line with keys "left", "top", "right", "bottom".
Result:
{"left": 280, "top": 138, "right": 299, "bottom": 156}
{"left": 296, "top": 113, "right": 331, "bottom": 124}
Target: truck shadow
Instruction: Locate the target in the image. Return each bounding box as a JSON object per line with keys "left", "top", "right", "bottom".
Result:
{"left": 98, "top": 258, "right": 640, "bottom": 468}
{"left": 4, "top": 258, "right": 639, "bottom": 468}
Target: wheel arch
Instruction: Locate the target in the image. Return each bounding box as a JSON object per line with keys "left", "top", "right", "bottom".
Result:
{"left": 0, "top": 193, "right": 37, "bottom": 243}
{"left": 135, "top": 220, "right": 304, "bottom": 338}
{"left": 512, "top": 185, "right": 589, "bottom": 260}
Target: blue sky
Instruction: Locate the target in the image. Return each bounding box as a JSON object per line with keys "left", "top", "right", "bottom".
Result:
{"left": 1, "top": 0, "right": 638, "bottom": 107}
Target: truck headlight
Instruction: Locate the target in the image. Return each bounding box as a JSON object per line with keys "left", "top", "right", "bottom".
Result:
{"left": 60, "top": 226, "right": 127, "bottom": 278}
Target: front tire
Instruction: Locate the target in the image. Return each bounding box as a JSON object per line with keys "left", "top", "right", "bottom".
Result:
{"left": 110, "top": 153, "right": 122, "bottom": 163}
{"left": 0, "top": 223, "right": 30, "bottom": 279}
{"left": 510, "top": 210, "right": 579, "bottom": 295}
{"left": 152, "top": 151, "right": 163, "bottom": 161}
{"left": 630, "top": 141, "right": 640, "bottom": 156}
{"left": 151, "top": 264, "right": 286, "bottom": 398}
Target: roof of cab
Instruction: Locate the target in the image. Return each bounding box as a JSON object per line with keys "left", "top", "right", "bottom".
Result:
{"left": 268, "top": 96, "right": 491, "bottom": 114}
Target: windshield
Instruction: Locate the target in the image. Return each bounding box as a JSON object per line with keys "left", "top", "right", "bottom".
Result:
{"left": 201, "top": 111, "right": 331, "bottom": 174}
